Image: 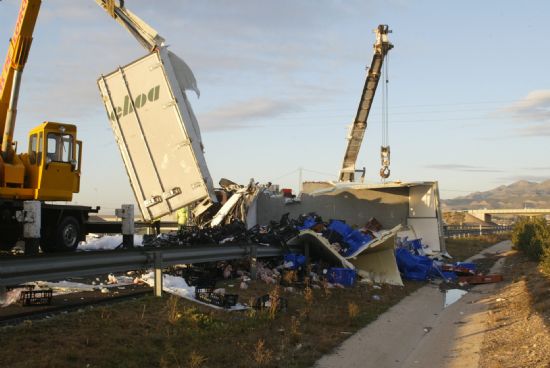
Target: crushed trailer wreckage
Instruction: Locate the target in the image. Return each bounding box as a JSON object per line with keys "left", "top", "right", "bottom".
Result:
{"left": 139, "top": 180, "right": 452, "bottom": 288}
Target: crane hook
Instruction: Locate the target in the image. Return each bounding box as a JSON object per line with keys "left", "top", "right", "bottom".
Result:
{"left": 380, "top": 145, "right": 391, "bottom": 179}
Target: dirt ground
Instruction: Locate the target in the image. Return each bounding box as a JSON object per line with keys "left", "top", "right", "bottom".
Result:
{"left": 479, "top": 250, "right": 550, "bottom": 368}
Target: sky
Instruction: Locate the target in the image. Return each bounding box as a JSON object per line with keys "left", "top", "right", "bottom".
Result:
{"left": 1, "top": 0, "right": 549, "bottom": 213}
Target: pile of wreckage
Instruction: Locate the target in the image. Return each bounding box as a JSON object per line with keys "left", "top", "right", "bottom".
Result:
{"left": 138, "top": 191, "right": 503, "bottom": 310}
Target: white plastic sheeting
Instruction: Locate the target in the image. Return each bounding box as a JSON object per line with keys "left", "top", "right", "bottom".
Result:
{"left": 139, "top": 272, "right": 247, "bottom": 311}
{"left": 78, "top": 234, "right": 144, "bottom": 251}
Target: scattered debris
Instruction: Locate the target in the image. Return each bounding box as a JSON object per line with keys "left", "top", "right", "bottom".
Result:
{"left": 326, "top": 268, "right": 357, "bottom": 287}
{"left": 195, "top": 287, "right": 238, "bottom": 309}
{"left": 458, "top": 274, "right": 503, "bottom": 285}
{"left": 253, "top": 294, "right": 288, "bottom": 312}
{"left": 288, "top": 218, "right": 403, "bottom": 285}
{"left": 139, "top": 272, "right": 246, "bottom": 311}
{"left": 444, "top": 289, "right": 468, "bottom": 308}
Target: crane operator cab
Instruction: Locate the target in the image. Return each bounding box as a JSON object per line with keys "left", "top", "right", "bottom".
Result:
{"left": 3, "top": 122, "right": 82, "bottom": 201}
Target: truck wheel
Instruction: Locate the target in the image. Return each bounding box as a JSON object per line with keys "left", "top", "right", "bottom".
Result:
{"left": 54, "top": 216, "right": 81, "bottom": 252}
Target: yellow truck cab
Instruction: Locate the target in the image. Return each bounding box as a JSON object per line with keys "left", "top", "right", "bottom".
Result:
{"left": 23, "top": 122, "right": 82, "bottom": 201}
{"left": 0, "top": 122, "right": 81, "bottom": 201}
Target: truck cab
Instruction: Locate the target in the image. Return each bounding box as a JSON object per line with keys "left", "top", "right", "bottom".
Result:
{"left": 0, "top": 122, "right": 81, "bottom": 201}
{"left": 23, "top": 122, "right": 82, "bottom": 201}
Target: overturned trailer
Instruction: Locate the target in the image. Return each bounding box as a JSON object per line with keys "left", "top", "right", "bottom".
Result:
{"left": 258, "top": 181, "right": 445, "bottom": 253}
{"left": 256, "top": 181, "right": 446, "bottom": 285}
{"left": 98, "top": 49, "right": 217, "bottom": 221}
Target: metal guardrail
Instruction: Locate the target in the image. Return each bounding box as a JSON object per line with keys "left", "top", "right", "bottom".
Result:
{"left": 443, "top": 225, "right": 513, "bottom": 238}
{"left": 0, "top": 244, "right": 284, "bottom": 287}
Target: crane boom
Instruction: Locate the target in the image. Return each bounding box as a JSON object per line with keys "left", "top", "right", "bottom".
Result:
{"left": 338, "top": 24, "right": 393, "bottom": 182}
{"left": 0, "top": 0, "right": 41, "bottom": 157}
{"left": 94, "top": 0, "right": 165, "bottom": 52}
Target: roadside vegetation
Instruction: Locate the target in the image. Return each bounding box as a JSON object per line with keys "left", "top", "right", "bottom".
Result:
{"left": 512, "top": 217, "right": 550, "bottom": 274}
{"left": 0, "top": 234, "right": 508, "bottom": 368}
{"left": 445, "top": 233, "right": 510, "bottom": 261}
{"left": 480, "top": 222, "right": 550, "bottom": 368}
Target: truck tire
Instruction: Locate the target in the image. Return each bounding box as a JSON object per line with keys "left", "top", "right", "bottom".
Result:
{"left": 42, "top": 216, "right": 81, "bottom": 252}
{"left": 56, "top": 216, "right": 81, "bottom": 251}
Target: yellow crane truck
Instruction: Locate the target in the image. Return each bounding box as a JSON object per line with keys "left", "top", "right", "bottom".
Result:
{"left": 1, "top": 0, "right": 217, "bottom": 253}
{"left": 0, "top": 0, "right": 96, "bottom": 252}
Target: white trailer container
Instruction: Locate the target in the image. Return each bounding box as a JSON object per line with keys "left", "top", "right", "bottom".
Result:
{"left": 98, "top": 49, "right": 216, "bottom": 221}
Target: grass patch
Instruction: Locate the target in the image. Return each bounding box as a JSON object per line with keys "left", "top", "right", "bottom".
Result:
{"left": 445, "top": 233, "right": 510, "bottom": 261}
{"left": 0, "top": 279, "right": 424, "bottom": 368}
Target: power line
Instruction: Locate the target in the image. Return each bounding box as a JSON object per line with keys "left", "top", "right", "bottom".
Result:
{"left": 302, "top": 168, "right": 337, "bottom": 178}
{"left": 269, "top": 168, "right": 299, "bottom": 182}
{"left": 295, "top": 98, "right": 521, "bottom": 113}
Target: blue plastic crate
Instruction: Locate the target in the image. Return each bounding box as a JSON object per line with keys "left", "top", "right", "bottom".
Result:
{"left": 343, "top": 230, "right": 374, "bottom": 255}
{"left": 410, "top": 238, "right": 423, "bottom": 250}
{"left": 327, "top": 220, "right": 353, "bottom": 237}
{"left": 284, "top": 253, "right": 306, "bottom": 269}
{"left": 326, "top": 268, "right": 357, "bottom": 286}
{"left": 297, "top": 217, "right": 317, "bottom": 230}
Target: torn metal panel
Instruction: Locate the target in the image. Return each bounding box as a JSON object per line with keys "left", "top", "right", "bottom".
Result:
{"left": 287, "top": 230, "right": 355, "bottom": 269}
{"left": 211, "top": 188, "right": 247, "bottom": 227}
{"left": 407, "top": 182, "right": 446, "bottom": 253}
{"left": 346, "top": 225, "right": 401, "bottom": 258}
{"left": 245, "top": 194, "right": 259, "bottom": 230}
{"left": 406, "top": 218, "right": 441, "bottom": 253}
{"left": 289, "top": 225, "right": 403, "bottom": 286}
{"left": 350, "top": 234, "right": 403, "bottom": 286}
{"left": 346, "top": 225, "right": 403, "bottom": 286}
{"left": 209, "top": 180, "right": 261, "bottom": 228}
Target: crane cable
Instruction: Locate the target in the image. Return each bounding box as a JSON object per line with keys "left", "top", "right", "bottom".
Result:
{"left": 380, "top": 51, "right": 391, "bottom": 180}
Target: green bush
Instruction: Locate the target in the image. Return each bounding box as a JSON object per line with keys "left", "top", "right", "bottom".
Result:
{"left": 511, "top": 217, "right": 550, "bottom": 261}
{"left": 541, "top": 245, "right": 550, "bottom": 276}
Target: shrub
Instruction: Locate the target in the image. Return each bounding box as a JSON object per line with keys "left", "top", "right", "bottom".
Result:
{"left": 541, "top": 245, "right": 550, "bottom": 276}
{"left": 512, "top": 217, "right": 550, "bottom": 261}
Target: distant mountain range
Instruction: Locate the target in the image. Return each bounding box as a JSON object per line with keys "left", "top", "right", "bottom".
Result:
{"left": 442, "top": 180, "right": 550, "bottom": 210}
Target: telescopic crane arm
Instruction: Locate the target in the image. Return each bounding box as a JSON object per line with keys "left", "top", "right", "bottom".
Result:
{"left": 95, "top": 0, "right": 165, "bottom": 52}
{"left": 338, "top": 24, "right": 393, "bottom": 182}
{"left": 0, "top": 0, "right": 41, "bottom": 160}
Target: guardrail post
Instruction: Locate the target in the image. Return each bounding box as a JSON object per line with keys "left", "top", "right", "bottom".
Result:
{"left": 115, "top": 204, "right": 135, "bottom": 248}
{"left": 479, "top": 224, "right": 482, "bottom": 236}
{"left": 154, "top": 251, "right": 163, "bottom": 297}
{"left": 0, "top": 286, "right": 6, "bottom": 305}
{"left": 15, "top": 201, "right": 41, "bottom": 255}
{"left": 250, "top": 244, "right": 257, "bottom": 280}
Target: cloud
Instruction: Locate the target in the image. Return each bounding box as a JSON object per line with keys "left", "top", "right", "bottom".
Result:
{"left": 424, "top": 164, "right": 503, "bottom": 173}
{"left": 199, "top": 98, "right": 302, "bottom": 131}
{"left": 499, "top": 90, "right": 550, "bottom": 136}
{"left": 517, "top": 123, "right": 550, "bottom": 137}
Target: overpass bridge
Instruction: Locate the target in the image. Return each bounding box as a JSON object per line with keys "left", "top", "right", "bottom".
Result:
{"left": 468, "top": 209, "right": 550, "bottom": 223}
